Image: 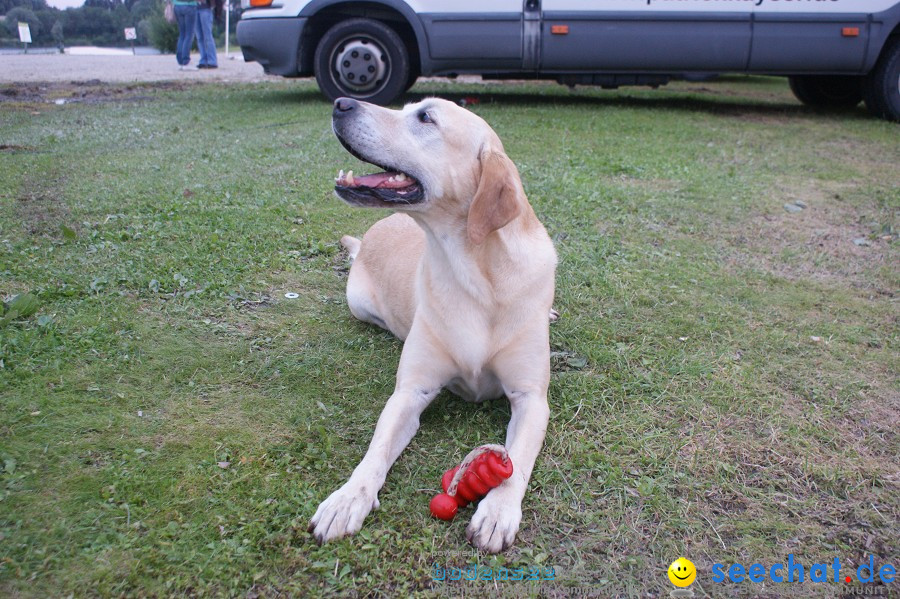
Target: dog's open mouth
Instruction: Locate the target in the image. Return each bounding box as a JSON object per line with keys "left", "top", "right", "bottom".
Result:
{"left": 332, "top": 131, "right": 425, "bottom": 207}
{"left": 334, "top": 168, "right": 424, "bottom": 205}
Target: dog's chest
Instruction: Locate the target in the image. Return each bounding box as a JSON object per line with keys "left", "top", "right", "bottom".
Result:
{"left": 446, "top": 370, "right": 504, "bottom": 403}
{"left": 438, "top": 322, "right": 508, "bottom": 402}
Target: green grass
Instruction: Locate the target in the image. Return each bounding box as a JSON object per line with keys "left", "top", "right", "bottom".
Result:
{"left": 1, "top": 77, "right": 898, "bottom": 597}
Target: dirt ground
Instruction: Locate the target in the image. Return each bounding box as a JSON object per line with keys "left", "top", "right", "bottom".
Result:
{"left": 0, "top": 53, "right": 491, "bottom": 87}
{"left": 0, "top": 53, "right": 280, "bottom": 84}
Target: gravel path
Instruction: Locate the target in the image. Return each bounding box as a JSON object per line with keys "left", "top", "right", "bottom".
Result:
{"left": 0, "top": 52, "right": 283, "bottom": 84}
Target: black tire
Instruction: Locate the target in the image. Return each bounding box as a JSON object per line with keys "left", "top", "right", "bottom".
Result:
{"left": 404, "top": 70, "right": 418, "bottom": 93}
{"left": 313, "top": 18, "right": 409, "bottom": 106}
{"left": 788, "top": 75, "right": 863, "bottom": 109}
{"left": 863, "top": 36, "right": 900, "bottom": 122}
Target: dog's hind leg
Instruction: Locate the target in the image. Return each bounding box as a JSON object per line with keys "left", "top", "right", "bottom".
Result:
{"left": 343, "top": 234, "right": 391, "bottom": 329}
{"left": 341, "top": 235, "right": 384, "bottom": 326}
{"left": 345, "top": 257, "right": 389, "bottom": 331}
{"left": 340, "top": 215, "right": 420, "bottom": 340}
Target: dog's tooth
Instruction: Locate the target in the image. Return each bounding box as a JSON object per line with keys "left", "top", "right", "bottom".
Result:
{"left": 346, "top": 170, "right": 354, "bottom": 185}
{"left": 396, "top": 173, "right": 407, "bottom": 181}
{"left": 388, "top": 176, "right": 396, "bottom": 182}
{"left": 338, "top": 169, "right": 344, "bottom": 180}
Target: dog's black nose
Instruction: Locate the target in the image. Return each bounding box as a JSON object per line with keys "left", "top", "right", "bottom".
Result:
{"left": 333, "top": 97, "right": 358, "bottom": 117}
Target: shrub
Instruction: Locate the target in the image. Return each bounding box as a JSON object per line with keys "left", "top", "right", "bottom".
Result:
{"left": 148, "top": 9, "right": 176, "bottom": 53}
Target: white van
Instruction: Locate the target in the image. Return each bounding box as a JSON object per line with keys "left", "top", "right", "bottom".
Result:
{"left": 237, "top": 0, "right": 900, "bottom": 121}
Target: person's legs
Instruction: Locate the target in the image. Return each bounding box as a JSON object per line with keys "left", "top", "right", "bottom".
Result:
{"left": 174, "top": 5, "right": 188, "bottom": 65}
{"left": 197, "top": 8, "right": 217, "bottom": 67}
{"left": 195, "top": 10, "right": 206, "bottom": 66}
{"left": 175, "top": 4, "right": 198, "bottom": 67}
{"left": 186, "top": 5, "right": 198, "bottom": 66}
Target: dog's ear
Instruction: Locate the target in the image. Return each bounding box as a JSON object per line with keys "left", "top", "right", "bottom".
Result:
{"left": 467, "top": 149, "right": 523, "bottom": 245}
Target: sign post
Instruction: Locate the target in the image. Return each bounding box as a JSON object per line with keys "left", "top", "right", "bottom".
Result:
{"left": 18, "top": 22, "right": 31, "bottom": 54}
{"left": 124, "top": 27, "right": 137, "bottom": 55}
{"left": 225, "top": 2, "right": 230, "bottom": 59}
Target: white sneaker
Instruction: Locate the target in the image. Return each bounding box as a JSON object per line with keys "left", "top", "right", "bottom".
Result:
{"left": 181, "top": 65, "right": 199, "bottom": 71}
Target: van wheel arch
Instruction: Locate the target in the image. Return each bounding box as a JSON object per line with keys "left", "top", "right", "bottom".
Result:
{"left": 863, "top": 34, "right": 900, "bottom": 122}
{"left": 300, "top": 2, "right": 422, "bottom": 101}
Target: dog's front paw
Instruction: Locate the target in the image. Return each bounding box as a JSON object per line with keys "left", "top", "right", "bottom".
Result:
{"left": 308, "top": 481, "right": 379, "bottom": 544}
{"left": 465, "top": 485, "right": 523, "bottom": 553}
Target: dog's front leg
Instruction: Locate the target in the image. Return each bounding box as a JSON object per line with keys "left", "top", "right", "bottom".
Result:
{"left": 308, "top": 387, "right": 436, "bottom": 543}
{"left": 465, "top": 389, "right": 549, "bottom": 553}
{"left": 466, "top": 343, "right": 551, "bottom": 553}
{"left": 309, "top": 327, "right": 452, "bottom": 544}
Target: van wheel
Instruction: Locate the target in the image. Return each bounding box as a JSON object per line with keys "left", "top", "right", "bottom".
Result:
{"left": 788, "top": 75, "right": 863, "bottom": 109}
{"left": 404, "top": 70, "right": 419, "bottom": 93}
{"left": 314, "top": 18, "right": 409, "bottom": 106}
{"left": 863, "top": 36, "right": 900, "bottom": 122}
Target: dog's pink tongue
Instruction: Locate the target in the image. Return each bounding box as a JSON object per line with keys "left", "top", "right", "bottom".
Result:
{"left": 352, "top": 172, "right": 415, "bottom": 189}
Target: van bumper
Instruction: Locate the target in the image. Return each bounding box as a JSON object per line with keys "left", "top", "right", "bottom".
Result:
{"left": 237, "top": 17, "right": 307, "bottom": 77}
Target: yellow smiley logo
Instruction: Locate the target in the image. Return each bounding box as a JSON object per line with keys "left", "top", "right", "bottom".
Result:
{"left": 668, "top": 557, "right": 697, "bottom": 587}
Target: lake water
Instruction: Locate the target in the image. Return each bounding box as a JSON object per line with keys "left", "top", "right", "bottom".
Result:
{"left": 0, "top": 46, "right": 162, "bottom": 56}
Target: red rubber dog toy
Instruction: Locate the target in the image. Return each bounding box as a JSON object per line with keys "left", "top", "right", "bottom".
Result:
{"left": 429, "top": 444, "right": 514, "bottom": 521}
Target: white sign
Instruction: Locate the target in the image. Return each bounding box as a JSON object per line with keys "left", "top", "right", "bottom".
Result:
{"left": 124, "top": 27, "right": 137, "bottom": 40}
{"left": 18, "top": 22, "right": 32, "bottom": 44}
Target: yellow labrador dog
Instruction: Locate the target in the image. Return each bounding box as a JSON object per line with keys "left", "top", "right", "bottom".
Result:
{"left": 308, "top": 97, "right": 557, "bottom": 553}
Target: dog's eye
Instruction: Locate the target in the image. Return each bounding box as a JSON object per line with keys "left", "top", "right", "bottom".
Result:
{"left": 418, "top": 111, "right": 434, "bottom": 124}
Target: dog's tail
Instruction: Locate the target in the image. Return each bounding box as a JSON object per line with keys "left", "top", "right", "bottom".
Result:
{"left": 340, "top": 235, "right": 361, "bottom": 261}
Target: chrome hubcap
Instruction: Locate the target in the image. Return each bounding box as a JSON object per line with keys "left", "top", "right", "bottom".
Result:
{"left": 332, "top": 36, "right": 388, "bottom": 94}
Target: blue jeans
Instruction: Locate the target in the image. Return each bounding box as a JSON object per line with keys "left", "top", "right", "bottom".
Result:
{"left": 174, "top": 3, "right": 198, "bottom": 66}
{"left": 195, "top": 7, "right": 217, "bottom": 67}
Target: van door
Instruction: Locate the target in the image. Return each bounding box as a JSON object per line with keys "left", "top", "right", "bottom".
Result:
{"left": 749, "top": 3, "right": 872, "bottom": 73}
{"left": 416, "top": 0, "right": 524, "bottom": 71}
{"left": 539, "top": 1, "right": 752, "bottom": 72}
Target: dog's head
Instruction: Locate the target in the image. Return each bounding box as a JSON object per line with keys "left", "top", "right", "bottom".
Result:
{"left": 332, "top": 97, "right": 525, "bottom": 245}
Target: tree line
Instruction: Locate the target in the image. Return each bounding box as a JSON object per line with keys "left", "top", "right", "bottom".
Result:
{"left": 1, "top": 0, "right": 240, "bottom": 50}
